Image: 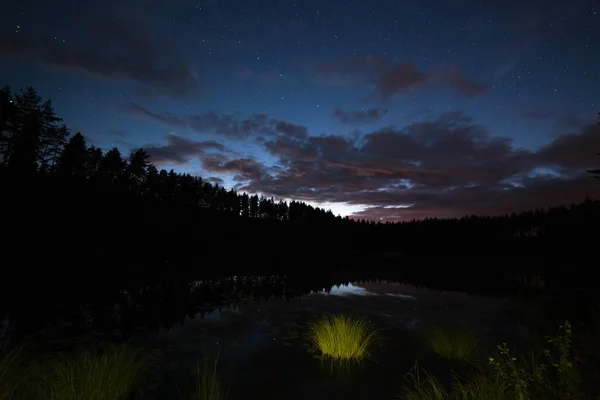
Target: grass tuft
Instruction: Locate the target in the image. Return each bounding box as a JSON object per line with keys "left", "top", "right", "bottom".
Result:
{"left": 188, "top": 356, "right": 227, "bottom": 400}
{"left": 39, "top": 344, "right": 146, "bottom": 400}
{"left": 452, "top": 370, "right": 509, "bottom": 400}
{"left": 0, "top": 345, "right": 26, "bottom": 400}
{"left": 400, "top": 361, "right": 449, "bottom": 400}
{"left": 425, "top": 326, "right": 477, "bottom": 361}
{"left": 310, "top": 315, "right": 376, "bottom": 361}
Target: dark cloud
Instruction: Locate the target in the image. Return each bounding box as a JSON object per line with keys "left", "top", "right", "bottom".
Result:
{"left": 315, "top": 56, "right": 488, "bottom": 100}
{"left": 332, "top": 107, "right": 388, "bottom": 124}
{"left": 208, "top": 177, "right": 224, "bottom": 185}
{"left": 128, "top": 105, "right": 598, "bottom": 220}
{"left": 536, "top": 122, "right": 600, "bottom": 170}
{"left": 202, "top": 156, "right": 269, "bottom": 183}
{"left": 186, "top": 112, "right": 596, "bottom": 220}
{"left": 143, "top": 134, "right": 225, "bottom": 165}
{"left": 122, "top": 103, "right": 185, "bottom": 127}
{"left": 350, "top": 174, "right": 597, "bottom": 221}
{"left": 521, "top": 109, "right": 581, "bottom": 128}
{"left": 121, "top": 102, "right": 306, "bottom": 140}
{"left": 0, "top": 6, "right": 201, "bottom": 99}
{"left": 274, "top": 121, "right": 308, "bottom": 139}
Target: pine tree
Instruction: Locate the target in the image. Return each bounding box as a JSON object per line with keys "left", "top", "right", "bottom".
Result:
{"left": 0, "top": 86, "right": 17, "bottom": 166}
{"left": 55, "top": 132, "right": 88, "bottom": 177}
{"left": 127, "top": 148, "right": 150, "bottom": 190}
{"left": 7, "top": 87, "right": 43, "bottom": 175}
{"left": 98, "top": 147, "right": 126, "bottom": 184}
{"left": 38, "top": 100, "right": 67, "bottom": 171}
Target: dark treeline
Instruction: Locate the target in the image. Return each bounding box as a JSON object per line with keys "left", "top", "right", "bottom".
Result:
{"left": 1, "top": 85, "right": 599, "bottom": 280}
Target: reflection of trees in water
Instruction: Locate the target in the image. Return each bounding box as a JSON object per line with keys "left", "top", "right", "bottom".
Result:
{"left": 1, "top": 274, "right": 340, "bottom": 349}
{"left": 1, "top": 267, "right": 596, "bottom": 350}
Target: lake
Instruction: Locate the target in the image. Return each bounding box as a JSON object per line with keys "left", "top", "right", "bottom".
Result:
{"left": 127, "top": 280, "right": 532, "bottom": 400}
{"left": 2, "top": 273, "right": 596, "bottom": 399}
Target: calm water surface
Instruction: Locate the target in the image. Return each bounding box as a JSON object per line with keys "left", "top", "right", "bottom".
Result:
{"left": 135, "top": 281, "right": 530, "bottom": 400}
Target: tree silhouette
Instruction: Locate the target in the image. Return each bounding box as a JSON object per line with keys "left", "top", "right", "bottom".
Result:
{"left": 56, "top": 133, "right": 88, "bottom": 177}
{"left": 5, "top": 87, "right": 44, "bottom": 175}
{"left": 98, "top": 147, "right": 126, "bottom": 182}
{"left": 249, "top": 194, "right": 259, "bottom": 218}
{"left": 127, "top": 148, "right": 150, "bottom": 192}
{"left": 0, "top": 86, "right": 17, "bottom": 166}
{"left": 38, "top": 100, "right": 68, "bottom": 172}
{"left": 86, "top": 145, "right": 103, "bottom": 177}
{"left": 240, "top": 192, "right": 250, "bottom": 217}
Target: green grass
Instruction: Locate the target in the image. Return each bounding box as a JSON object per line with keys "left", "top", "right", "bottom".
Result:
{"left": 401, "top": 362, "right": 450, "bottom": 400}
{"left": 187, "top": 357, "right": 227, "bottom": 400}
{"left": 425, "top": 326, "right": 477, "bottom": 361}
{"left": 310, "top": 315, "right": 376, "bottom": 361}
{"left": 39, "top": 344, "right": 146, "bottom": 400}
{"left": 400, "top": 363, "right": 508, "bottom": 400}
{"left": 452, "top": 371, "right": 509, "bottom": 400}
{"left": 0, "top": 345, "right": 26, "bottom": 400}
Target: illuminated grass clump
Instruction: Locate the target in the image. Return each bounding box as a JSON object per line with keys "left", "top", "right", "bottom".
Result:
{"left": 40, "top": 344, "right": 146, "bottom": 400}
{"left": 310, "top": 315, "right": 375, "bottom": 361}
{"left": 425, "top": 326, "right": 477, "bottom": 361}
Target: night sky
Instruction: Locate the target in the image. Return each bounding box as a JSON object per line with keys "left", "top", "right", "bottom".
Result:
{"left": 1, "top": 0, "right": 599, "bottom": 220}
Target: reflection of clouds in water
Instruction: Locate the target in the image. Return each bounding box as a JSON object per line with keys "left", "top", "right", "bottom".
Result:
{"left": 323, "top": 283, "right": 377, "bottom": 296}
{"left": 316, "top": 283, "right": 420, "bottom": 298}
{"left": 198, "top": 306, "right": 241, "bottom": 323}
{"left": 385, "top": 293, "right": 417, "bottom": 300}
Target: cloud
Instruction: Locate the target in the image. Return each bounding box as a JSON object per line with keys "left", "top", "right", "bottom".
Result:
{"left": 521, "top": 109, "right": 581, "bottom": 129}
{"left": 202, "top": 156, "right": 269, "bottom": 183}
{"left": 120, "top": 102, "right": 310, "bottom": 141}
{"left": 143, "top": 134, "right": 225, "bottom": 165}
{"left": 0, "top": 8, "right": 201, "bottom": 99}
{"left": 332, "top": 107, "right": 388, "bottom": 124}
{"left": 314, "top": 56, "right": 488, "bottom": 100}
{"left": 122, "top": 103, "right": 186, "bottom": 127}
{"left": 350, "top": 174, "right": 597, "bottom": 221}
{"left": 208, "top": 177, "right": 224, "bottom": 185}
{"left": 535, "top": 122, "right": 600, "bottom": 170}
{"left": 192, "top": 111, "right": 597, "bottom": 221}
{"left": 122, "top": 105, "right": 599, "bottom": 220}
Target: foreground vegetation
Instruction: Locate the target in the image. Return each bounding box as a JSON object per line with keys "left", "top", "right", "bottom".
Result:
{"left": 38, "top": 345, "right": 146, "bottom": 400}
{"left": 0, "top": 345, "right": 225, "bottom": 400}
{"left": 0, "top": 311, "right": 596, "bottom": 399}
{"left": 404, "top": 321, "right": 582, "bottom": 399}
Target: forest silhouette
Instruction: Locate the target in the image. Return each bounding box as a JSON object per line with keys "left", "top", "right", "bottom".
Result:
{"left": 1, "top": 84, "right": 599, "bottom": 281}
